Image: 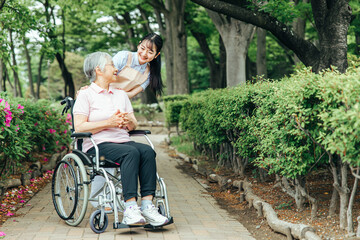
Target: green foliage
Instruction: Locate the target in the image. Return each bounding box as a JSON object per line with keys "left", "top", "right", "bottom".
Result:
{"left": 163, "top": 95, "right": 189, "bottom": 127}
{"left": 0, "top": 93, "right": 71, "bottom": 178}
{"left": 169, "top": 65, "right": 360, "bottom": 181}
{"left": 48, "top": 52, "right": 86, "bottom": 100}
{"left": 317, "top": 66, "right": 360, "bottom": 165}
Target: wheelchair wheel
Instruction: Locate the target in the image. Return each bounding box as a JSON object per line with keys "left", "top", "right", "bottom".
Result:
{"left": 63, "top": 153, "right": 89, "bottom": 226}
{"left": 52, "top": 160, "right": 78, "bottom": 220}
{"left": 154, "top": 176, "right": 170, "bottom": 218}
{"left": 52, "top": 153, "right": 89, "bottom": 226}
{"left": 90, "top": 210, "right": 108, "bottom": 234}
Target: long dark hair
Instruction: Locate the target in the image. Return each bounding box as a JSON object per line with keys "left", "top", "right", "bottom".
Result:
{"left": 140, "top": 33, "right": 164, "bottom": 96}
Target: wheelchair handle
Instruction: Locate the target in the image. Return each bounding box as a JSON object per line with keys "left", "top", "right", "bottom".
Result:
{"left": 61, "top": 96, "right": 74, "bottom": 116}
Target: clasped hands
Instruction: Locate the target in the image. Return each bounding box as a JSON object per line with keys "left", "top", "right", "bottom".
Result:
{"left": 109, "top": 109, "right": 131, "bottom": 129}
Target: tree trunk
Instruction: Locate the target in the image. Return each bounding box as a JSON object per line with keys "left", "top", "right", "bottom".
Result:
{"left": 154, "top": 8, "right": 174, "bottom": 95}
{"left": 138, "top": 6, "right": 152, "bottom": 34}
{"left": 292, "top": 0, "right": 308, "bottom": 64}
{"left": 206, "top": 10, "right": 255, "bottom": 87}
{"left": 168, "top": 0, "right": 188, "bottom": 94}
{"left": 355, "top": 31, "right": 360, "bottom": 56}
{"left": 329, "top": 186, "right": 339, "bottom": 216}
{"left": 219, "top": 36, "right": 226, "bottom": 88}
{"left": 0, "top": 0, "right": 5, "bottom": 12}
{"left": 310, "top": 1, "right": 352, "bottom": 72}
{"left": 112, "top": 13, "right": 137, "bottom": 51}
{"left": 191, "top": 0, "right": 352, "bottom": 73}
{"left": 191, "top": 30, "right": 222, "bottom": 89}
{"left": 347, "top": 168, "right": 359, "bottom": 236}
{"left": 43, "top": 0, "right": 75, "bottom": 98}
{"left": 55, "top": 52, "right": 75, "bottom": 98}
{"left": 330, "top": 155, "right": 350, "bottom": 229}
{"left": 36, "top": 52, "right": 45, "bottom": 99}
{"left": 22, "top": 36, "right": 35, "bottom": 98}
{"left": 140, "top": 87, "right": 158, "bottom": 104}
{"left": 9, "top": 29, "right": 22, "bottom": 97}
{"left": 256, "top": 28, "right": 267, "bottom": 78}
{"left": 150, "top": 0, "right": 188, "bottom": 95}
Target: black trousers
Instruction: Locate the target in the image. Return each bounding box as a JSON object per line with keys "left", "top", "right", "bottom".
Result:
{"left": 87, "top": 141, "right": 157, "bottom": 201}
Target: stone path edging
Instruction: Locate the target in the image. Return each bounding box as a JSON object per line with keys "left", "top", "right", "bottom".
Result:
{"left": 170, "top": 146, "right": 322, "bottom": 240}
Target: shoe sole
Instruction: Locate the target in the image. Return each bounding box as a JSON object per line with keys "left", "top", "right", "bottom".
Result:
{"left": 122, "top": 220, "right": 146, "bottom": 226}
{"left": 145, "top": 219, "right": 169, "bottom": 227}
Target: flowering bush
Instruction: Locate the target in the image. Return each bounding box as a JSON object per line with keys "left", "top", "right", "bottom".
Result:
{"left": 0, "top": 94, "right": 71, "bottom": 178}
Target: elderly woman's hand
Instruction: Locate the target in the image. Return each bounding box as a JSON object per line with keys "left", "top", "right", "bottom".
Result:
{"left": 108, "top": 110, "right": 128, "bottom": 128}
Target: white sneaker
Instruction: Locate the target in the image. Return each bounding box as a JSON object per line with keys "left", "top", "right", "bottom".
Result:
{"left": 142, "top": 204, "right": 169, "bottom": 226}
{"left": 122, "top": 205, "right": 146, "bottom": 225}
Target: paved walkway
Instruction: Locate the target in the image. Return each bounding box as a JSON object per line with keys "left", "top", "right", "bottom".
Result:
{"left": 1, "top": 135, "right": 255, "bottom": 240}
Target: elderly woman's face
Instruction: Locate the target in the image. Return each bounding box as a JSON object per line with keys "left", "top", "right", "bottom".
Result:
{"left": 102, "top": 59, "right": 118, "bottom": 82}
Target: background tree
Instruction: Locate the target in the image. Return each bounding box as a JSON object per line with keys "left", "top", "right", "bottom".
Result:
{"left": 148, "top": 0, "right": 189, "bottom": 95}
{"left": 186, "top": 2, "right": 226, "bottom": 90}
{"left": 206, "top": 7, "right": 255, "bottom": 86}
{"left": 191, "top": 0, "right": 352, "bottom": 73}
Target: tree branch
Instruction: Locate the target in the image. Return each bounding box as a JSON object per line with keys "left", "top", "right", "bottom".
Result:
{"left": 147, "top": 0, "right": 169, "bottom": 16}
{"left": 0, "top": 0, "right": 5, "bottom": 11}
{"left": 190, "top": 0, "right": 320, "bottom": 67}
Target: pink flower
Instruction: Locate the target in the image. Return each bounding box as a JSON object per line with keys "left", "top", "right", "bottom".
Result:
{"left": 56, "top": 141, "right": 59, "bottom": 145}
{"left": 20, "top": 200, "right": 25, "bottom": 203}
{"left": 48, "top": 129, "right": 56, "bottom": 134}
{"left": 43, "top": 158, "right": 48, "bottom": 162}
{"left": 6, "top": 212, "right": 14, "bottom": 216}
{"left": 42, "top": 146, "right": 46, "bottom": 151}
{"left": 17, "top": 104, "right": 24, "bottom": 109}
{"left": 0, "top": 232, "right": 6, "bottom": 237}
{"left": 64, "top": 129, "right": 67, "bottom": 134}
{"left": 0, "top": 98, "right": 3, "bottom": 103}
{"left": 34, "top": 122, "right": 38, "bottom": 126}
{"left": 15, "top": 125, "right": 19, "bottom": 132}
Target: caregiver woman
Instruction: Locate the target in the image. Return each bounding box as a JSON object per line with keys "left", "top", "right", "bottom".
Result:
{"left": 112, "top": 33, "right": 164, "bottom": 98}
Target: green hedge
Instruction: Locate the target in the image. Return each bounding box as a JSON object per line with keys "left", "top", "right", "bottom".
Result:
{"left": 163, "top": 95, "right": 189, "bottom": 128}
{"left": 166, "top": 64, "right": 360, "bottom": 178}
{"left": 0, "top": 93, "right": 71, "bottom": 178}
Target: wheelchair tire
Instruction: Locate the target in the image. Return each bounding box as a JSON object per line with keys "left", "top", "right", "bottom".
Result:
{"left": 52, "top": 160, "right": 78, "bottom": 220}
{"left": 52, "top": 153, "right": 89, "bottom": 226}
{"left": 63, "top": 153, "right": 89, "bottom": 226}
{"left": 90, "top": 210, "right": 108, "bottom": 234}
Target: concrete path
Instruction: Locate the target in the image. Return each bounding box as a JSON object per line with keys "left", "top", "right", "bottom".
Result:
{"left": 1, "top": 135, "right": 256, "bottom": 240}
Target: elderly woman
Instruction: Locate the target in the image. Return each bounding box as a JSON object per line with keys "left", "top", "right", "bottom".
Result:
{"left": 73, "top": 52, "right": 168, "bottom": 226}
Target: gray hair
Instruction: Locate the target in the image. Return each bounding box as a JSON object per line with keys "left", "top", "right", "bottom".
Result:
{"left": 83, "top": 52, "right": 112, "bottom": 83}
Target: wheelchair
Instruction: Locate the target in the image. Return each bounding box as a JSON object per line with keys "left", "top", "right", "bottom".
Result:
{"left": 51, "top": 97, "right": 173, "bottom": 233}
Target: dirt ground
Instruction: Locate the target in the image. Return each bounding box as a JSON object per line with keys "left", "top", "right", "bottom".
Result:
{"left": 169, "top": 146, "right": 357, "bottom": 240}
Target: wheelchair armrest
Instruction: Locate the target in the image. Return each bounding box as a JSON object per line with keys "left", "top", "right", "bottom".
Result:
{"left": 71, "top": 132, "right": 92, "bottom": 138}
{"left": 128, "top": 130, "right": 151, "bottom": 136}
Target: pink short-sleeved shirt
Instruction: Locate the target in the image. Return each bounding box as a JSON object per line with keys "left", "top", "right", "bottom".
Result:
{"left": 73, "top": 82, "right": 133, "bottom": 152}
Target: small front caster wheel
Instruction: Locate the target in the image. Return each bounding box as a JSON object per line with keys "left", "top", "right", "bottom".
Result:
{"left": 90, "top": 210, "right": 108, "bottom": 234}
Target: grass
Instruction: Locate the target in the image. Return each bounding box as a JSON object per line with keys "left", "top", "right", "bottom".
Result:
{"left": 170, "top": 135, "right": 201, "bottom": 158}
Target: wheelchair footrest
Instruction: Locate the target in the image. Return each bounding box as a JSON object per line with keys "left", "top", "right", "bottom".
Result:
{"left": 143, "top": 217, "right": 174, "bottom": 229}
{"left": 113, "top": 222, "right": 144, "bottom": 229}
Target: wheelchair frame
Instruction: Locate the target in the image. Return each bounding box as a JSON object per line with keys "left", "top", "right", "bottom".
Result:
{"left": 51, "top": 97, "right": 173, "bottom": 233}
